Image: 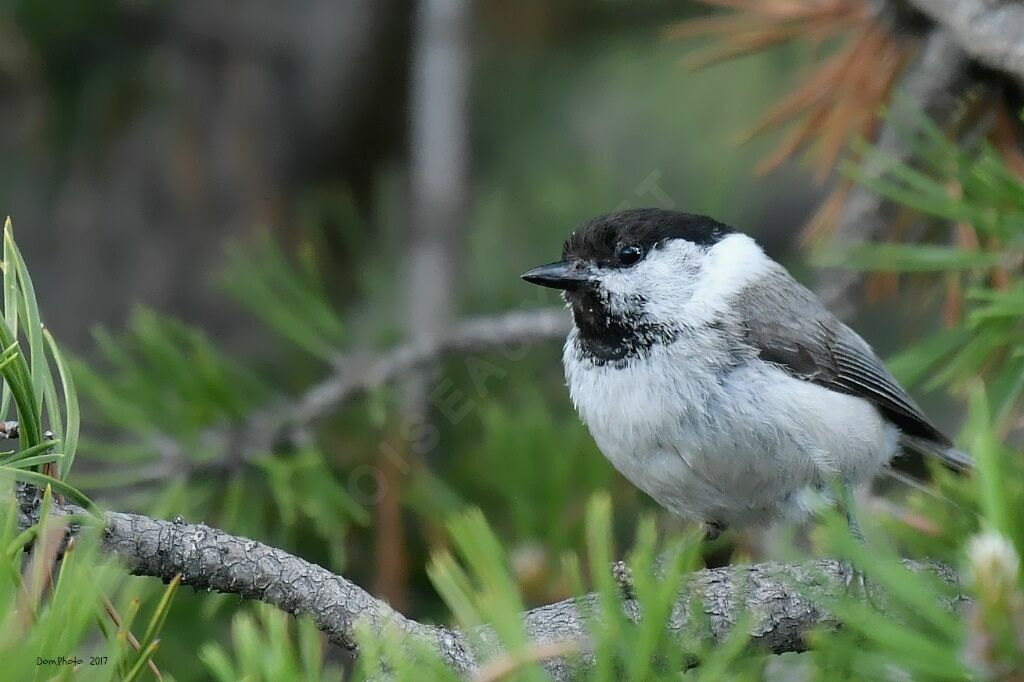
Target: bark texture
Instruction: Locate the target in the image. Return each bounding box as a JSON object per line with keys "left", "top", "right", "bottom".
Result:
{"left": 904, "top": 0, "right": 1024, "bottom": 80}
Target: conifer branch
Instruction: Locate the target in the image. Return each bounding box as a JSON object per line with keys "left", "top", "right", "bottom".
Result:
{"left": 122, "top": 307, "right": 570, "bottom": 486}
{"left": 15, "top": 485, "right": 967, "bottom": 680}
{"left": 816, "top": 28, "right": 972, "bottom": 318}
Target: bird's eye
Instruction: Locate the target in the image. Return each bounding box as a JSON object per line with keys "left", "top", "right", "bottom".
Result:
{"left": 617, "top": 244, "right": 643, "bottom": 266}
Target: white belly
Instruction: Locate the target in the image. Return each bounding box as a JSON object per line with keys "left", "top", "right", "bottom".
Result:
{"left": 563, "top": 335, "right": 899, "bottom": 528}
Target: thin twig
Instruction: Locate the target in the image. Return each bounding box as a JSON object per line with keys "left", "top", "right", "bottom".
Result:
{"left": 289, "top": 307, "right": 570, "bottom": 428}
{"left": 247, "top": 306, "right": 569, "bottom": 466}
{"left": 100, "top": 308, "right": 571, "bottom": 489}
{"left": 0, "top": 420, "right": 19, "bottom": 439}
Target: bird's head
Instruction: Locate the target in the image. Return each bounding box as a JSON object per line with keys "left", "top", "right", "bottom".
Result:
{"left": 522, "top": 209, "right": 766, "bottom": 349}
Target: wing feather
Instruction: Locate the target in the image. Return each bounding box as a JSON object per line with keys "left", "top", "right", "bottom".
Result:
{"left": 733, "top": 268, "right": 951, "bottom": 448}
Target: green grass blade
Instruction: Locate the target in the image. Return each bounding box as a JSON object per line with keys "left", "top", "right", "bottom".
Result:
{"left": 0, "top": 466, "right": 98, "bottom": 513}
{"left": 5, "top": 525, "right": 39, "bottom": 558}
{"left": 2, "top": 453, "right": 63, "bottom": 470}
{"left": 0, "top": 438, "right": 58, "bottom": 466}
{"left": 5, "top": 226, "right": 46, "bottom": 415}
{"left": 139, "top": 573, "right": 181, "bottom": 655}
{"left": 0, "top": 314, "right": 41, "bottom": 446}
{"left": 1, "top": 218, "right": 17, "bottom": 420}
{"left": 44, "top": 329, "right": 80, "bottom": 479}
{"left": 122, "top": 641, "right": 160, "bottom": 682}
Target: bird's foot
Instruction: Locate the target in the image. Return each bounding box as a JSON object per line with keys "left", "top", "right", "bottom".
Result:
{"left": 703, "top": 520, "right": 726, "bottom": 542}
{"left": 839, "top": 559, "right": 870, "bottom": 601}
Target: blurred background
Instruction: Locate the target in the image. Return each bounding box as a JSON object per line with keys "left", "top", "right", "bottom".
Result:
{"left": 0, "top": 0, "right": 820, "bottom": 348}
{"left": 2, "top": 1, "right": 1021, "bottom": 679}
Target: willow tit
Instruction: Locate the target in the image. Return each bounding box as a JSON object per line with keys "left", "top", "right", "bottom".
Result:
{"left": 522, "top": 208, "right": 968, "bottom": 535}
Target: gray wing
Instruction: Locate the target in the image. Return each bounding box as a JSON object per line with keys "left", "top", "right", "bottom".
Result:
{"left": 732, "top": 267, "right": 963, "bottom": 467}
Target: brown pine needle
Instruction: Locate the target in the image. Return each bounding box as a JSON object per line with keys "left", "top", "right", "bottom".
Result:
{"left": 701, "top": 0, "right": 849, "bottom": 19}
{"left": 671, "top": 0, "right": 909, "bottom": 190}
{"left": 756, "top": 105, "right": 829, "bottom": 174}
{"left": 986, "top": 236, "right": 1014, "bottom": 291}
{"left": 801, "top": 180, "right": 851, "bottom": 244}
{"left": 866, "top": 271, "right": 900, "bottom": 302}
{"left": 736, "top": 54, "right": 846, "bottom": 144}
{"left": 472, "top": 640, "right": 585, "bottom": 682}
{"left": 663, "top": 15, "right": 765, "bottom": 40}
{"left": 954, "top": 221, "right": 980, "bottom": 252}
{"left": 683, "top": 23, "right": 809, "bottom": 69}
{"left": 991, "top": 103, "right": 1024, "bottom": 179}
{"left": 102, "top": 595, "right": 164, "bottom": 681}
{"left": 943, "top": 272, "right": 963, "bottom": 327}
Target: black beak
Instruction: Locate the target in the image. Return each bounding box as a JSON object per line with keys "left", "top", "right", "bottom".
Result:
{"left": 521, "top": 260, "right": 595, "bottom": 290}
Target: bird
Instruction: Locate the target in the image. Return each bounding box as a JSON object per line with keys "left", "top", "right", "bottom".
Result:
{"left": 521, "top": 208, "right": 969, "bottom": 540}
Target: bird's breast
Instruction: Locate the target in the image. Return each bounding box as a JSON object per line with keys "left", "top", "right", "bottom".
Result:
{"left": 563, "top": 331, "right": 729, "bottom": 506}
{"left": 562, "top": 329, "right": 899, "bottom": 526}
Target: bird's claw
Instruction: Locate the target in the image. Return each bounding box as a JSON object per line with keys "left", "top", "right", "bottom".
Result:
{"left": 839, "top": 559, "right": 870, "bottom": 600}
{"left": 703, "top": 520, "right": 725, "bottom": 542}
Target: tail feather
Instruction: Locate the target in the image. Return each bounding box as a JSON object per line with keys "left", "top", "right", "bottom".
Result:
{"left": 898, "top": 434, "right": 973, "bottom": 473}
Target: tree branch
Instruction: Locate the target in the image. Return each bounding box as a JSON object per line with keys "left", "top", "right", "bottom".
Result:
{"left": 903, "top": 0, "right": 1024, "bottom": 81}
{"left": 233, "top": 307, "right": 571, "bottom": 464}
{"left": 290, "top": 308, "right": 570, "bottom": 430}
{"left": 16, "top": 486, "right": 967, "bottom": 680}
{"left": 120, "top": 307, "right": 571, "bottom": 486}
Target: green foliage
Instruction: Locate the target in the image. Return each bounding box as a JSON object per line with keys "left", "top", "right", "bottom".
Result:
{"left": 77, "top": 308, "right": 271, "bottom": 438}
{"left": 821, "top": 113, "right": 1024, "bottom": 427}
{"left": 0, "top": 487, "right": 118, "bottom": 682}
{"left": 63, "top": 239, "right": 380, "bottom": 596}
{"left": 2, "top": 221, "right": 57, "bottom": 448}
{"left": 0, "top": 226, "right": 186, "bottom": 681}
{"left": 354, "top": 496, "right": 754, "bottom": 680}
{"left": 848, "top": 117, "right": 1024, "bottom": 239}
{"left": 0, "top": 221, "right": 92, "bottom": 508}
{"left": 0, "top": 482, "right": 187, "bottom": 682}
{"left": 222, "top": 231, "right": 348, "bottom": 361}
{"left": 200, "top": 605, "right": 344, "bottom": 682}
{"left": 445, "top": 394, "right": 616, "bottom": 550}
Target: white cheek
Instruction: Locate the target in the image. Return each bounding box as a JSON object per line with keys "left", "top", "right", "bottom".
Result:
{"left": 642, "top": 234, "right": 773, "bottom": 324}
{"left": 695, "top": 233, "right": 773, "bottom": 304}
{"left": 598, "top": 241, "right": 701, "bottom": 316}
